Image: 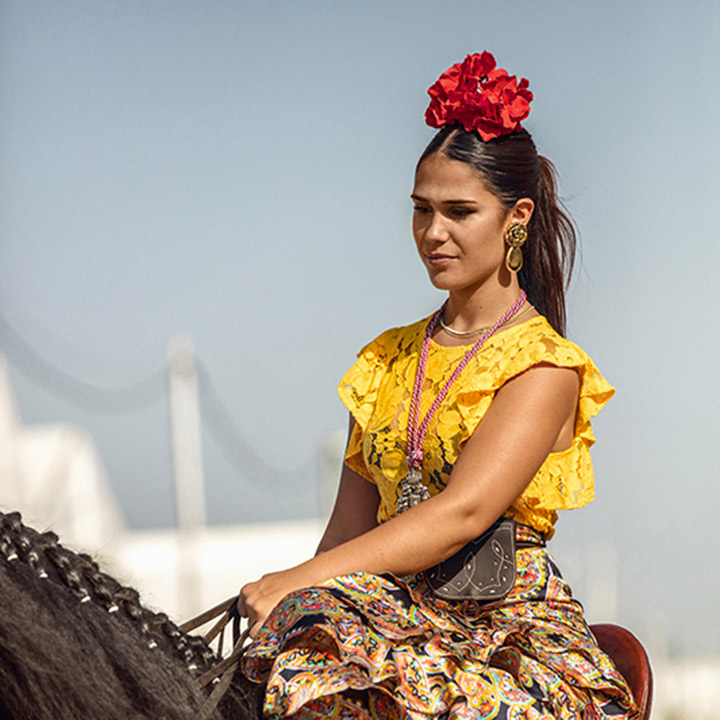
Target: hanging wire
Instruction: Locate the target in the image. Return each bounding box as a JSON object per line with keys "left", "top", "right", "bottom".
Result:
{"left": 0, "top": 311, "right": 166, "bottom": 414}
{"left": 0, "top": 308, "right": 294, "bottom": 489}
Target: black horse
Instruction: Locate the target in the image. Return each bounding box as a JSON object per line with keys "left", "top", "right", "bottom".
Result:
{"left": 0, "top": 510, "right": 264, "bottom": 720}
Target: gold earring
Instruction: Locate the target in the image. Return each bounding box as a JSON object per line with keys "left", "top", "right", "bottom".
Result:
{"left": 504, "top": 223, "right": 527, "bottom": 273}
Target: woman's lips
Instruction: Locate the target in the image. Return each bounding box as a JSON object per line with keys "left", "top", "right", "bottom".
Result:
{"left": 426, "top": 254, "right": 455, "bottom": 266}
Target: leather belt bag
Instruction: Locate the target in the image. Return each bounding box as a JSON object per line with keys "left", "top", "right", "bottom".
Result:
{"left": 424, "top": 517, "right": 517, "bottom": 601}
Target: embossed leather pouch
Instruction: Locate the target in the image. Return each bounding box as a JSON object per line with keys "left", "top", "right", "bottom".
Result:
{"left": 425, "top": 517, "right": 516, "bottom": 601}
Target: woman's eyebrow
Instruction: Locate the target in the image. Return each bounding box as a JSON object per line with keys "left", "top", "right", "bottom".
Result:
{"left": 410, "top": 194, "right": 477, "bottom": 205}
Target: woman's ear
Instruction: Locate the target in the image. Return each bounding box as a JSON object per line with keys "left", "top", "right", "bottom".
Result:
{"left": 508, "top": 198, "right": 534, "bottom": 226}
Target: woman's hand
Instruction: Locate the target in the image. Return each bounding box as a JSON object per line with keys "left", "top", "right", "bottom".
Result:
{"left": 237, "top": 565, "right": 315, "bottom": 638}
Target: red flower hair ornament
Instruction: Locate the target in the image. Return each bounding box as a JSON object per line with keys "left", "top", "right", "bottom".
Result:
{"left": 425, "top": 52, "right": 533, "bottom": 142}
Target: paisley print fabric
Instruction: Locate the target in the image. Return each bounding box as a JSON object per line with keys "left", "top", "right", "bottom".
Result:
{"left": 243, "top": 538, "right": 638, "bottom": 718}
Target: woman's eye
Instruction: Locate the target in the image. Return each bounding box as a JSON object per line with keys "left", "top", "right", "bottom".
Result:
{"left": 450, "top": 207, "right": 474, "bottom": 217}
{"left": 413, "top": 205, "right": 431, "bottom": 214}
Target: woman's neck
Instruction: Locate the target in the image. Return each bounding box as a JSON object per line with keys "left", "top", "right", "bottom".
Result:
{"left": 443, "top": 281, "right": 524, "bottom": 333}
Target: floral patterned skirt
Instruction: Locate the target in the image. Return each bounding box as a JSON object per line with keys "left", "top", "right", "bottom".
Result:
{"left": 242, "top": 538, "right": 638, "bottom": 720}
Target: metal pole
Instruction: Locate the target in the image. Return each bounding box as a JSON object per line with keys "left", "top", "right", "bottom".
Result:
{"left": 168, "top": 336, "right": 206, "bottom": 618}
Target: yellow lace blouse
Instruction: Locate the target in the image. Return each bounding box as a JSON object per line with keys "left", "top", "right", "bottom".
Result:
{"left": 337, "top": 315, "right": 614, "bottom": 539}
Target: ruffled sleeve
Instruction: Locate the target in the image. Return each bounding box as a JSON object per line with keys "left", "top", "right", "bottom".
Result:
{"left": 337, "top": 329, "right": 396, "bottom": 482}
{"left": 455, "top": 321, "right": 614, "bottom": 445}
{"left": 451, "top": 319, "right": 615, "bottom": 536}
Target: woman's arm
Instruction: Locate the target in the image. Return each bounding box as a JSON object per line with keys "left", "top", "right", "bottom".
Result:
{"left": 239, "top": 364, "right": 579, "bottom": 632}
{"left": 316, "top": 418, "right": 380, "bottom": 554}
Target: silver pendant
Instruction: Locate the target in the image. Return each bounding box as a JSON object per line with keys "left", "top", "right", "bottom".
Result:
{"left": 397, "top": 468, "right": 430, "bottom": 514}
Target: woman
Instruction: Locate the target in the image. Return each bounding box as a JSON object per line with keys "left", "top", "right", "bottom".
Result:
{"left": 238, "top": 52, "right": 638, "bottom": 719}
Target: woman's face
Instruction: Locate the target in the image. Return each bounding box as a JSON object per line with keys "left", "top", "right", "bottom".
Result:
{"left": 411, "top": 152, "right": 529, "bottom": 294}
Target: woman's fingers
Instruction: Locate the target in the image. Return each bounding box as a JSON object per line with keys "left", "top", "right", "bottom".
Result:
{"left": 238, "top": 570, "right": 299, "bottom": 633}
{"left": 237, "top": 580, "right": 256, "bottom": 617}
{"left": 248, "top": 620, "right": 261, "bottom": 639}
{"left": 237, "top": 587, "right": 262, "bottom": 636}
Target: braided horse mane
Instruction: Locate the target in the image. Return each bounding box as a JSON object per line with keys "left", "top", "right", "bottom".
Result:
{"left": 0, "top": 510, "right": 264, "bottom": 720}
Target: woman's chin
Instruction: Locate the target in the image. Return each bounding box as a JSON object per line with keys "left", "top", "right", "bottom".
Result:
{"left": 424, "top": 265, "right": 504, "bottom": 295}
{"left": 426, "top": 273, "right": 469, "bottom": 293}
{"left": 425, "top": 268, "right": 455, "bottom": 291}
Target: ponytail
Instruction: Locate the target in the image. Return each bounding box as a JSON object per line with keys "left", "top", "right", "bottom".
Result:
{"left": 519, "top": 155, "right": 576, "bottom": 336}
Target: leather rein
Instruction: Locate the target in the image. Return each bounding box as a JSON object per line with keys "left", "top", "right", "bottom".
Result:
{"left": 178, "top": 595, "right": 251, "bottom": 719}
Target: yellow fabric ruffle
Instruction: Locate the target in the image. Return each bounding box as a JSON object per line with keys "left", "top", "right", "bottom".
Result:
{"left": 337, "top": 315, "right": 614, "bottom": 539}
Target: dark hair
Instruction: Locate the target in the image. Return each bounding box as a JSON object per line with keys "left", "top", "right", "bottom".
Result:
{"left": 418, "top": 126, "right": 576, "bottom": 336}
{"left": 0, "top": 511, "right": 264, "bottom": 720}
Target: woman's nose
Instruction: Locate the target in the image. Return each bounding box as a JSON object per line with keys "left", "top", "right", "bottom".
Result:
{"left": 425, "top": 212, "right": 447, "bottom": 243}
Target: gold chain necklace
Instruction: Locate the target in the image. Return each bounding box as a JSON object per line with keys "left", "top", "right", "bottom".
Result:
{"left": 439, "top": 303, "right": 534, "bottom": 338}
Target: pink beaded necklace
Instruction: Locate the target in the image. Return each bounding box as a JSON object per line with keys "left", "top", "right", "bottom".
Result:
{"left": 397, "top": 290, "right": 528, "bottom": 514}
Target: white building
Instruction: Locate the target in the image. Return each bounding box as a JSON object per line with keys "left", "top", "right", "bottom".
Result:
{"left": 0, "top": 355, "right": 123, "bottom": 552}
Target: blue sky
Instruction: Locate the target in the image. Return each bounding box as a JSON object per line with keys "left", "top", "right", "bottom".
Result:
{"left": 1, "top": 0, "right": 719, "bottom": 654}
